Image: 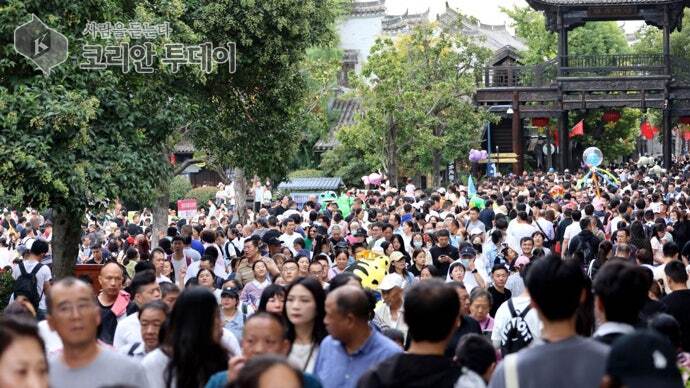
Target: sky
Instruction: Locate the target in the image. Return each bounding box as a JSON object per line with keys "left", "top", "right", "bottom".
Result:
{"left": 381, "top": 0, "right": 643, "bottom": 34}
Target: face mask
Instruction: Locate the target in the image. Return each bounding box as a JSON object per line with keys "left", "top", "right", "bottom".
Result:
{"left": 461, "top": 258, "right": 471, "bottom": 268}
{"left": 413, "top": 241, "right": 423, "bottom": 249}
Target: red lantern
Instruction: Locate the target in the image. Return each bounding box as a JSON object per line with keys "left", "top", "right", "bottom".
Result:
{"left": 684, "top": 131, "right": 690, "bottom": 141}
{"left": 679, "top": 116, "right": 690, "bottom": 125}
{"left": 531, "top": 117, "right": 549, "bottom": 127}
{"left": 640, "top": 121, "right": 654, "bottom": 140}
{"left": 602, "top": 110, "right": 621, "bottom": 123}
{"left": 169, "top": 153, "right": 176, "bottom": 165}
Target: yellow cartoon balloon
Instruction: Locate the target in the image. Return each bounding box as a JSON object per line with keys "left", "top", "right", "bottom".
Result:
{"left": 347, "top": 250, "right": 390, "bottom": 290}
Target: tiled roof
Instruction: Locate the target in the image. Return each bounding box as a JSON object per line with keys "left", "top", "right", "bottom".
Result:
{"left": 278, "top": 177, "right": 344, "bottom": 191}
{"left": 314, "top": 97, "right": 362, "bottom": 151}
{"left": 382, "top": 8, "right": 431, "bottom": 34}
{"left": 174, "top": 140, "right": 195, "bottom": 153}
{"left": 437, "top": 5, "right": 527, "bottom": 52}
{"left": 350, "top": 0, "right": 386, "bottom": 16}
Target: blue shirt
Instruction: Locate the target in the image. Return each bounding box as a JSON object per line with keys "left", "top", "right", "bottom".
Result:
{"left": 205, "top": 371, "right": 323, "bottom": 388}
{"left": 313, "top": 329, "right": 402, "bottom": 388}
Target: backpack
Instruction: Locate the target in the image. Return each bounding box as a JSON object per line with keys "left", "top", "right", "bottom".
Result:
{"left": 13, "top": 261, "right": 43, "bottom": 310}
{"left": 500, "top": 299, "right": 534, "bottom": 356}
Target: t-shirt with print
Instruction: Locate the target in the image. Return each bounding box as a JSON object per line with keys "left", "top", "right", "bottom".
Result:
{"left": 491, "top": 295, "right": 542, "bottom": 347}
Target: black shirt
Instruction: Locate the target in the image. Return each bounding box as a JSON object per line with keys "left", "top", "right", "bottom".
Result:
{"left": 357, "top": 353, "right": 462, "bottom": 388}
{"left": 444, "top": 315, "right": 482, "bottom": 358}
{"left": 97, "top": 299, "right": 119, "bottom": 345}
{"left": 488, "top": 286, "right": 512, "bottom": 318}
{"left": 661, "top": 289, "right": 690, "bottom": 351}
{"left": 430, "top": 244, "right": 459, "bottom": 276}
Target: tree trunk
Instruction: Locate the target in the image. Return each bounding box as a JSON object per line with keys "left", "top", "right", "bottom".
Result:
{"left": 386, "top": 115, "right": 399, "bottom": 187}
{"left": 51, "top": 207, "right": 84, "bottom": 279}
{"left": 432, "top": 149, "right": 441, "bottom": 188}
{"left": 150, "top": 185, "right": 169, "bottom": 249}
{"left": 234, "top": 167, "right": 248, "bottom": 224}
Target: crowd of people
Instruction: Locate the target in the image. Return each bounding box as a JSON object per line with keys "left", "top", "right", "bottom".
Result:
{"left": 2, "top": 156, "right": 690, "bottom": 387}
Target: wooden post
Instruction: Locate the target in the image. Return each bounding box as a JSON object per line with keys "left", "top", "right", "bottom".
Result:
{"left": 663, "top": 104, "right": 672, "bottom": 169}
{"left": 558, "top": 111, "right": 570, "bottom": 171}
{"left": 512, "top": 92, "right": 523, "bottom": 175}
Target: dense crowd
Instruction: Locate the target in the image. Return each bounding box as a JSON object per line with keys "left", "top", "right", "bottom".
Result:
{"left": 2, "top": 155, "right": 690, "bottom": 387}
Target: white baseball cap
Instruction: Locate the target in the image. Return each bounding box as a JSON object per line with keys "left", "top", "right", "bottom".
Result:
{"left": 379, "top": 273, "right": 404, "bottom": 291}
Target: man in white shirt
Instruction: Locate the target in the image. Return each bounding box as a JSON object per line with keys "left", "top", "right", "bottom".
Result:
{"left": 562, "top": 212, "right": 582, "bottom": 254}
{"left": 506, "top": 212, "right": 537, "bottom": 254}
{"left": 113, "top": 270, "right": 161, "bottom": 350}
{"left": 279, "top": 218, "right": 300, "bottom": 255}
{"left": 11, "top": 239, "right": 51, "bottom": 319}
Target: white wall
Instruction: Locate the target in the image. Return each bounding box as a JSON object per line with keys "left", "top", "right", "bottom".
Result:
{"left": 338, "top": 15, "right": 384, "bottom": 73}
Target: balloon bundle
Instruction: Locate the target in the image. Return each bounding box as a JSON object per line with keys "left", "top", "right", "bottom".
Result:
{"left": 468, "top": 149, "right": 488, "bottom": 163}
{"left": 549, "top": 185, "right": 565, "bottom": 199}
{"left": 361, "top": 173, "right": 382, "bottom": 187}
{"left": 576, "top": 147, "right": 619, "bottom": 196}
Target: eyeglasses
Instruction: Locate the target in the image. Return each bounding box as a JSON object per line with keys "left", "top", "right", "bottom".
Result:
{"left": 53, "top": 301, "right": 96, "bottom": 317}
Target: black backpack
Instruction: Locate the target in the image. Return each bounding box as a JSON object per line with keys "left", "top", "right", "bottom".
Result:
{"left": 13, "top": 261, "right": 43, "bottom": 310}
{"left": 500, "top": 299, "right": 534, "bottom": 356}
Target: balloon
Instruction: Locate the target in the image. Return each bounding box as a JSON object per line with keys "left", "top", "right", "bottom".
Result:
{"left": 583, "top": 147, "right": 603, "bottom": 168}
{"left": 469, "top": 196, "right": 485, "bottom": 210}
{"left": 469, "top": 149, "right": 482, "bottom": 162}
{"left": 480, "top": 150, "right": 488, "bottom": 160}
{"left": 361, "top": 176, "right": 370, "bottom": 186}
{"left": 368, "top": 173, "right": 382, "bottom": 186}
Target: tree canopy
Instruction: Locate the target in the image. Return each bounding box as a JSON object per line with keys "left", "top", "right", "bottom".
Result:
{"left": 324, "top": 22, "right": 492, "bottom": 187}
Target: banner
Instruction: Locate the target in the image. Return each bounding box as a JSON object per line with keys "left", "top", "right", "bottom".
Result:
{"left": 177, "top": 199, "right": 198, "bottom": 220}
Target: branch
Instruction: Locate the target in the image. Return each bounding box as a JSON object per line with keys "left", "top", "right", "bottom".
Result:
{"left": 174, "top": 158, "right": 204, "bottom": 176}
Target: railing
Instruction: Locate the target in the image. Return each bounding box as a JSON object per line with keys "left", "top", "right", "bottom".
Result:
{"left": 479, "top": 60, "right": 557, "bottom": 88}
{"left": 561, "top": 54, "right": 666, "bottom": 78}
{"left": 478, "top": 54, "right": 677, "bottom": 88}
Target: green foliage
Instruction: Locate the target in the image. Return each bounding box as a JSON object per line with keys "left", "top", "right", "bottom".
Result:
{"left": 288, "top": 169, "right": 325, "bottom": 179}
{"left": 634, "top": 9, "right": 690, "bottom": 79}
{"left": 169, "top": 176, "right": 193, "bottom": 208}
{"left": 503, "top": 6, "right": 630, "bottom": 64}
{"left": 189, "top": 0, "right": 341, "bottom": 182}
{"left": 0, "top": 269, "right": 14, "bottom": 311}
{"left": 578, "top": 109, "right": 640, "bottom": 162}
{"left": 0, "top": 0, "right": 199, "bottom": 213}
{"left": 337, "top": 22, "right": 492, "bottom": 186}
{"left": 289, "top": 47, "right": 343, "bottom": 170}
{"left": 184, "top": 186, "right": 217, "bottom": 208}
{"left": 320, "top": 141, "right": 374, "bottom": 187}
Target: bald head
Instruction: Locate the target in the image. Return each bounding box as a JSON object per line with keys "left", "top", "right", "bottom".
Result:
{"left": 328, "top": 285, "right": 370, "bottom": 322}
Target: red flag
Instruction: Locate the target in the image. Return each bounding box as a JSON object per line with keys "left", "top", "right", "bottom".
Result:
{"left": 569, "top": 120, "right": 584, "bottom": 138}
{"left": 552, "top": 127, "right": 559, "bottom": 147}
{"left": 641, "top": 121, "right": 654, "bottom": 140}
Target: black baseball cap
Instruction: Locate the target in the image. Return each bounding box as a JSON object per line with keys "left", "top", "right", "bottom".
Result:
{"left": 220, "top": 287, "right": 239, "bottom": 298}
{"left": 460, "top": 245, "right": 477, "bottom": 257}
{"left": 354, "top": 228, "right": 368, "bottom": 237}
{"left": 606, "top": 330, "right": 684, "bottom": 388}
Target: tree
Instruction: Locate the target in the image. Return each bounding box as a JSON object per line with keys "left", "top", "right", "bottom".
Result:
{"left": 0, "top": 0, "right": 199, "bottom": 277}
{"left": 503, "top": 6, "right": 637, "bottom": 161}
{"left": 188, "top": 0, "right": 343, "bottom": 222}
{"left": 336, "top": 22, "right": 492, "bottom": 187}
{"left": 502, "top": 6, "right": 630, "bottom": 64}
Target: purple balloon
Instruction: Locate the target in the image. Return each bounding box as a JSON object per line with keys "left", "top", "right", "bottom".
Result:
{"left": 480, "top": 150, "right": 488, "bottom": 160}
{"left": 469, "top": 149, "right": 481, "bottom": 162}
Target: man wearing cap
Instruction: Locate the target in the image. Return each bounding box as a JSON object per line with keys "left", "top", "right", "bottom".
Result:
{"left": 374, "top": 273, "right": 408, "bottom": 340}
{"left": 450, "top": 245, "right": 487, "bottom": 292}
{"left": 601, "top": 331, "right": 684, "bottom": 388}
